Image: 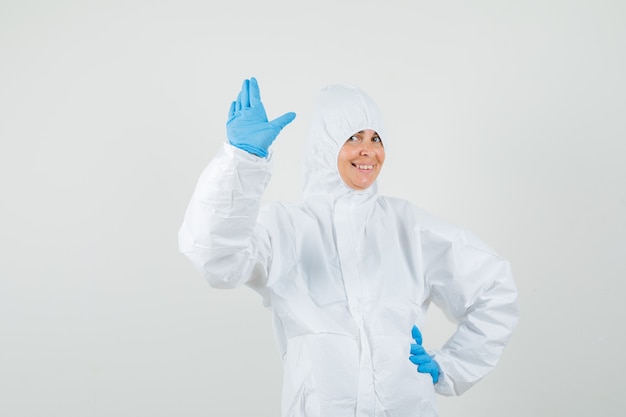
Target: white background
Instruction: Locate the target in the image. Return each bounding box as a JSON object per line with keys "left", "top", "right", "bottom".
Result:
{"left": 1, "top": 1, "right": 625, "bottom": 416}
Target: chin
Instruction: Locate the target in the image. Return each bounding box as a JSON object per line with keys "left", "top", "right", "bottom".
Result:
{"left": 353, "top": 182, "right": 373, "bottom": 190}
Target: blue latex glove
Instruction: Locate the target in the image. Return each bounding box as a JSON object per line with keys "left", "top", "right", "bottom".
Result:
{"left": 409, "top": 325, "right": 440, "bottom": 384}
{"left": 226, "top": 77, "right": 296, "bottom": 158}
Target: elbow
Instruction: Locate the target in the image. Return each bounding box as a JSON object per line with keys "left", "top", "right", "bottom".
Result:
{"left": 181, "top": 249, "right": 246, "bottom": 290}
{"left": 178, "top": 222, "right": 239, "bottom": 288}
{"left": 201, "top": 266, "right": 243, "bottom": 289}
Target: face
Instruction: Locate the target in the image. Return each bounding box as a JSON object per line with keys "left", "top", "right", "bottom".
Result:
{"left": 337, "top": 129, "right": 385, "bottom": 190}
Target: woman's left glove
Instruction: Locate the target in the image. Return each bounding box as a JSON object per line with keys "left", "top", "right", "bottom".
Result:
{"left": 409, "top": 325, "right": 440, "bottom": 384}
{"left": 226, "top": 77, "right": 296, "bottom": 158}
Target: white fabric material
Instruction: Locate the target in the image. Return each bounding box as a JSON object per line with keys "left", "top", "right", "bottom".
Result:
{"left": 178, "top": 84, "right": 519, "bottom": 417}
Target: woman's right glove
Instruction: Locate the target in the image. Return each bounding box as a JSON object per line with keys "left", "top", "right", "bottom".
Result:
{"left": 226, "top": 77, "right": 296, "bottom": 158}
{"left": 409, "top": 325, "right": 440, "bottom": 384}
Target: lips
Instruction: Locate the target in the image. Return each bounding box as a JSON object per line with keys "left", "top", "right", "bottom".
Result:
{"left": 353, "top": 163, "right": 374, "bottom": 170}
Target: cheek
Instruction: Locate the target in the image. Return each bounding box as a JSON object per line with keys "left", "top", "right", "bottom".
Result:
{"left": 337, "top": 150, "right": 349, "bottom": 177}
{"left": 337, "top": 146, "right": 352, "bottom": 167}
{"left": 378, "top": 150, "right": 386, "bottom": 166}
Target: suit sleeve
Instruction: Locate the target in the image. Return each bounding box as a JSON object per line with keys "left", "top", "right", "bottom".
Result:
{"left": 422, "top": 228, "right": 520, "bottom": 396}
{"left": 178, "top": 142, "right": 273, "bottom": 304}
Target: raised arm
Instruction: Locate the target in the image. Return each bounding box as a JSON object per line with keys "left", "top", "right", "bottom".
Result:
{"left": 178, "top": 77, "right": 295, "bottom": 298}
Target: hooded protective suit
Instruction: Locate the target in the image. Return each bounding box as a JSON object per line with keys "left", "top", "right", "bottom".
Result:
{"left": 178, "top": 83, "right": 519, "bottom": 417}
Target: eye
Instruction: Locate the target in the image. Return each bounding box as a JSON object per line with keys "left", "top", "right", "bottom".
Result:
{"left": 372, "top": 136, "right": 382, "bottom": 143}
{"left": 347, "top": 135, "right": 359, "bottom": 142}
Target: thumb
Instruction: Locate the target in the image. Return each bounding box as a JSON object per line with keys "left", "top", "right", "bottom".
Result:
{"left": 411, "top": 325, "right": 423, "bottom": 345}
{"left": 270, "top": 112, "right": 296, "bottom": 131}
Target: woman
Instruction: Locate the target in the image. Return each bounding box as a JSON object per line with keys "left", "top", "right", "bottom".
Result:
{"left": 178, "top": 77, "right": 519, "bottom": 417}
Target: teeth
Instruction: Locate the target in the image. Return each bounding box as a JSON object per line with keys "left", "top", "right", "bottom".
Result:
{"left": 356, "top": 164, "right": 373, "bottom": 170}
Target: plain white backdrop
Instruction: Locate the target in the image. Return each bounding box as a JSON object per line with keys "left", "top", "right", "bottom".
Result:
{"left": 1, "top": 1, "right": 625, "bottom": 416}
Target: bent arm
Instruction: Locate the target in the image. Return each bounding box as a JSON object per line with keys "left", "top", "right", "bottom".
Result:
{"left": 178, "top": 142, "right": 273, "bottom": 294}
{"left": 423, "top": 229, "right": 519, "bottom": 396}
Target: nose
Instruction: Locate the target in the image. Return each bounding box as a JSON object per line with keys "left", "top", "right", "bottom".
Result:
{"left": 359, "top": 141, "right": 374, "bottom": 155}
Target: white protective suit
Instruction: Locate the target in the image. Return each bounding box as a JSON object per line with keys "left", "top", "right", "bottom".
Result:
{"left": 178, "top": 83, "right": 519, "bottom": 417}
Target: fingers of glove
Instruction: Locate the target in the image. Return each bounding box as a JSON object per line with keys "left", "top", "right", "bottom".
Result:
{"left": 239, "top": 78, "right": 251, "bottom": 109}
{"left": 419, "top": 364, "right": 439, "bottom": 384}
{"left": 249, "top": 77, "right": 261, "bottom": 107}
{"left": 423, "top": 368, "right": 439, "bottom": 384}
{"left": 417, "top": 362, "right": 438, "bottom": 374}
{"left": 411, "top": 325, "right": 423, "bottom": 345}
{"left": 270, "top": 112, "right": 296, "bottom": 131}
{"left": 410, "top": 343, "right": 426, "bottom": 355}
{"left": 408, "top": 353, "right": 431, "bottom": 365}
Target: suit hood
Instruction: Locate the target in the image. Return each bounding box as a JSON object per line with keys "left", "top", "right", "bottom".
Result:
{"left": 301, "top": 83, "right": 386, "bottom": 201}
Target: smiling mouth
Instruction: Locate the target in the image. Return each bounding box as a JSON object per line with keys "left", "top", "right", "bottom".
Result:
{"left": 352, "top": 163, "right": 374, "bottom": 170}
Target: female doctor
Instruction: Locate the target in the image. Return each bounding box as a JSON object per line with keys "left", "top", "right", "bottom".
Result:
{"left": 178, "top": 77, "right": 519, "bottom": 417}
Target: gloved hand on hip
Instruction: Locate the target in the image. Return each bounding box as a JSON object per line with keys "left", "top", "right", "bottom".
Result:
{"left": 409, "top": 325, "right": 440, "bottom": 384}
{"left": 226, "top": 77, "right": 296, "bottom": 158}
